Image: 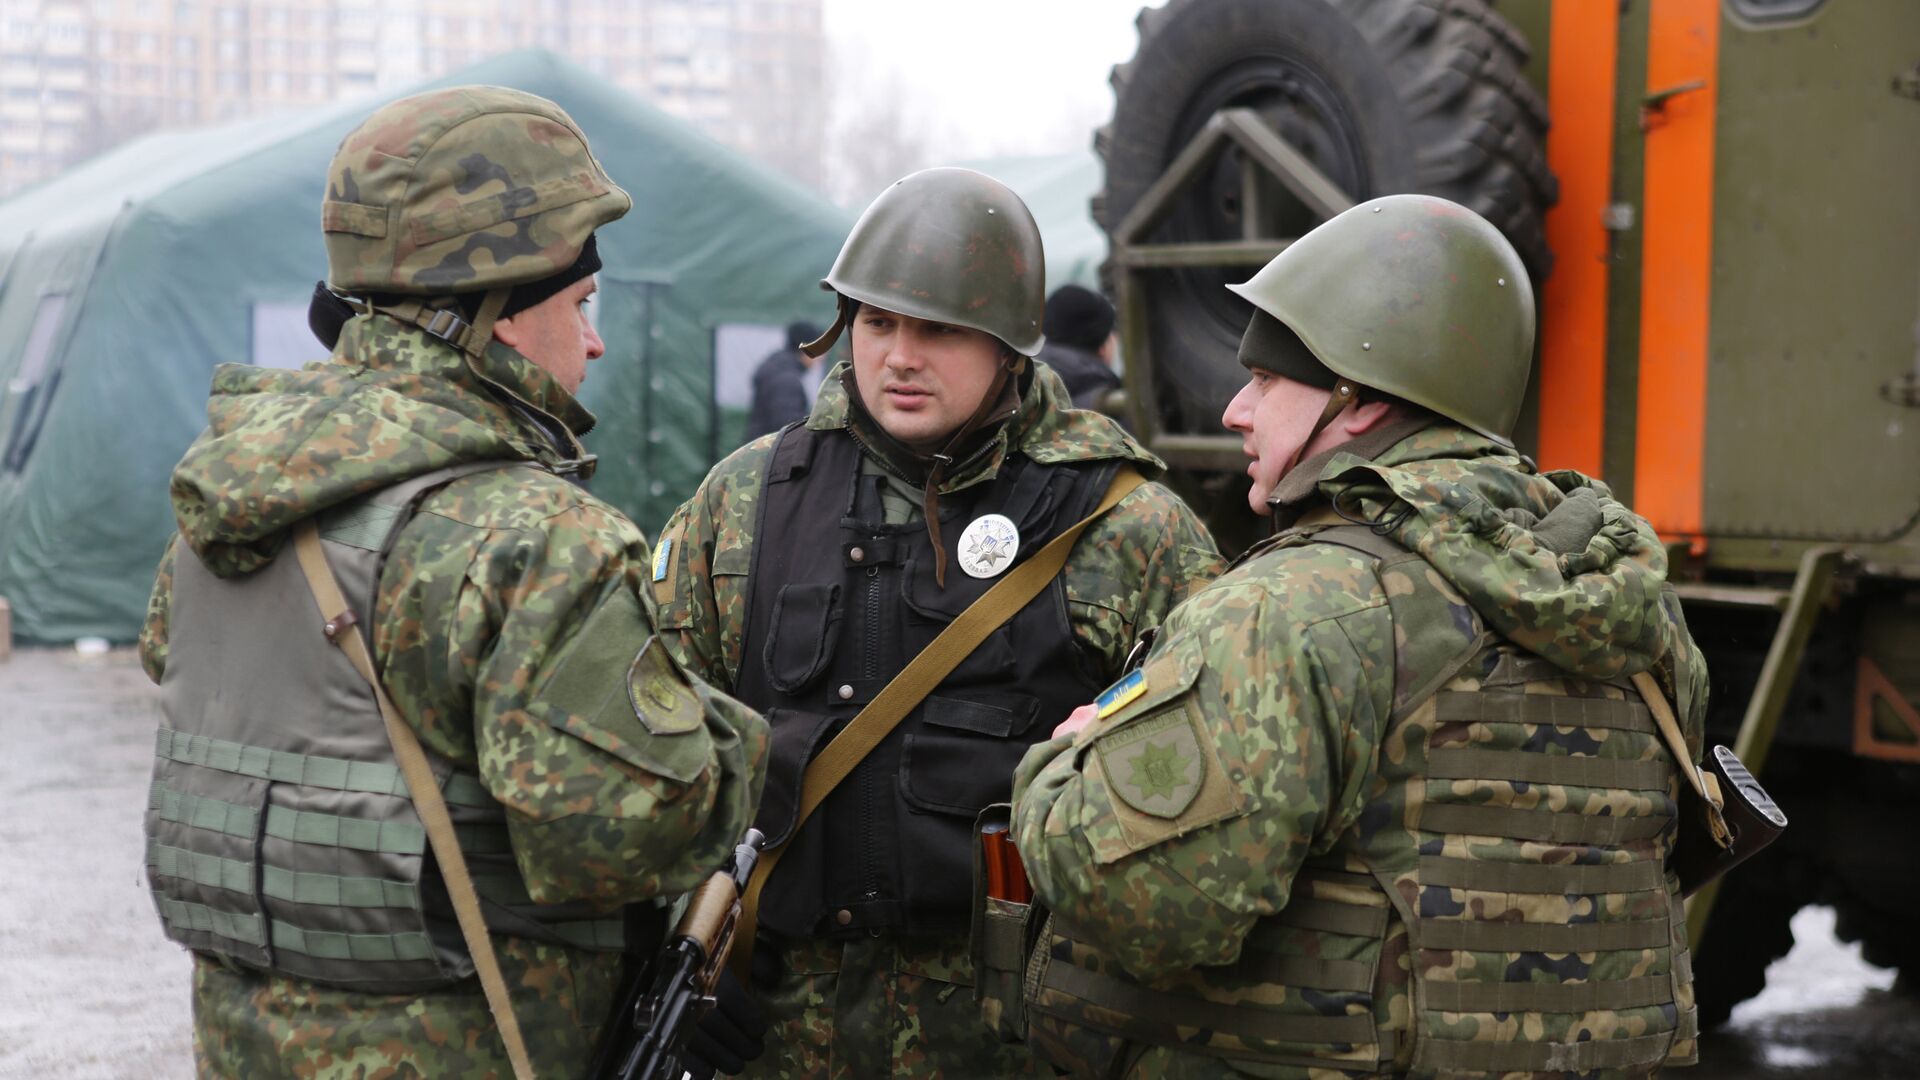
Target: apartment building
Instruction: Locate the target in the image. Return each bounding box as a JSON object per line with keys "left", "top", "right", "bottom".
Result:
{"left": 0, "top": 0, "right": 825, "bottom": 194}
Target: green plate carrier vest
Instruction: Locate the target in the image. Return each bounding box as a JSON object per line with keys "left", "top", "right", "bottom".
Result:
{"left": 1024, "top": 526, "right": 1699, "bottom": 1077}
{"left": 143, "top": 464, "right": 627, "bottom": 993}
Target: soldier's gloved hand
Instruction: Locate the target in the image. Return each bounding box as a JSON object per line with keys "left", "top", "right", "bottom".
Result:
{"left": 683, "top": 968, "right": 770, "bottom": 1077}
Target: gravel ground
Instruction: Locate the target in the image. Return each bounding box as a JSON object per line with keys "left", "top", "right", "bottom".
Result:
{"left": 2, "top": 647, "right": 192, "bottom": 1078}
{"left": 2, "top": 645, "right": 1914, "bottom": 1078}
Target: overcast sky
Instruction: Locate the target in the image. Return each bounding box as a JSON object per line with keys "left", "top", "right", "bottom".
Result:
{"left": 821, "top": 0, "right": 1146, "bottom": 160}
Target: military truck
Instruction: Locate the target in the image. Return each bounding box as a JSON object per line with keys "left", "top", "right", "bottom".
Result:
{"left": 1093, "top": 0, "right": 1920, "bottom": 1025}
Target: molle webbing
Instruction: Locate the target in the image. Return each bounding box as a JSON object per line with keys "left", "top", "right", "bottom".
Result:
{"left": 1435, "top": 690, "right": 1656, "bottom": 733}
{"left": 1040, "top": 962, "right": 1375, "bottom": 1044}
{"left": 1406, "top": 664, "right": 1685, "bottom": 1074}
{"left": 1420, "top": 802, "right": 1670, "bottom": 845}
{"left": 1028, "top": 868, "right": 1392, "bottom": 1067}
{"left": 1417, "top": 855, "right": 1663, "bottom": 895}
{"left": 1423, "top": 975, "right": 1674, "bottom": 1013}
{"left": 1422, "top": 1030, "right": 1681, "bottom": 1073}
{"left": 1429, "top": 745, "right": 1670, "bottom": 788}
{"left": 154, "top": 895, "right": 437, "bottom": 965}
{"left": 150, "top": 840, "right": 418, "bottom": 909}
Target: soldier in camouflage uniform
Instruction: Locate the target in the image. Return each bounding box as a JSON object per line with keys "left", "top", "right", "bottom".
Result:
{"left": 653, "top": 168, "right": 1222, "bottom": 1078}
{"left": 1012, "top": 195, "right": 1711, "bottom": 1078}
{"left": 138, "top": 87, "right": 768, "bottom": 1078}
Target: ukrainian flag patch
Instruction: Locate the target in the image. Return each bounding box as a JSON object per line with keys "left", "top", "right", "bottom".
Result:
{"left": 1095, "top": 669, "right": 1148, "bottom": 720}
{"left": 652, "top": 538, "right": 673, "bottom": 583}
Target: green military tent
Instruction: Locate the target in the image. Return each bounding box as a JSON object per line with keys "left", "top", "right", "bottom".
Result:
{"left": 0, "top": 49, "right": 850, "bottom": 643}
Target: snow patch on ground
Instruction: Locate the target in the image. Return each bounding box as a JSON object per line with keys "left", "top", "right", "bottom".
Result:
{"left": 1728, "top": 905, "right": 1899, "bottom": 1026}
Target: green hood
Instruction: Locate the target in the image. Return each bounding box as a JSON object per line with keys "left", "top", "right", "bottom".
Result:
{"left": 803, "top": 358, "right": 1163, "bottom": 491}
{"left": 1315, "top": 425, "right": 1685, "bottom": 680}
{"left": 170, "top": 312, "right": 595, "bottom": 578}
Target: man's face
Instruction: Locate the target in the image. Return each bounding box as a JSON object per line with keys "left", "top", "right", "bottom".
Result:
{"left": 1222, "top": 369, "right": 1342, "bottom": 515}
{"left": 491, "top": 276, "right": 604, "bottom": 395}
{"left": 851, "top": 305, "right": 1006, "bottom": 452}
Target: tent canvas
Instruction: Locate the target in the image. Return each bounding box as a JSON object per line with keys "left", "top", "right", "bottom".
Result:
{"left": 0, "top": 49, "right": 850, "bottom": 643}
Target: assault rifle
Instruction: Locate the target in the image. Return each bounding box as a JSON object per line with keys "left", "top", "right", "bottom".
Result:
{"left": 590, "top": 829, "right": 765, "bottom": 1080}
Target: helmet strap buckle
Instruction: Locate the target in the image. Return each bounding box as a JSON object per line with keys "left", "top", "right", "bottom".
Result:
{"left": 422, "top": 307, "right": 471, "bottom": 344}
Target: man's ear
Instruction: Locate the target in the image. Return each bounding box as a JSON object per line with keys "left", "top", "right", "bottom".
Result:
{"left": 491, "top": 311, "right": 525, "bottom": 350}
{"left": 1341, "top": 398, "right": 1400, "bottom": 436}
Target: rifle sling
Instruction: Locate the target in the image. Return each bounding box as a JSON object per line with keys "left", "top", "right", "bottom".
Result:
{"left": 1631, "top": 670, "right": 1731, "bottom": 849}
{"left": 732, "top": 467, "right": 1147, "bottom": 981}
{"left": 292, "top": 522, "right": 538, "bottom": 1080}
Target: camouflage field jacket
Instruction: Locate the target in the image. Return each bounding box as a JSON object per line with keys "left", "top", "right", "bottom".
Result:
{"left": 1013, "top": 425, "right": 1712, "bottom": 1076}
{"left": 140, "top": 312, "right": 768, "bottom": 1077}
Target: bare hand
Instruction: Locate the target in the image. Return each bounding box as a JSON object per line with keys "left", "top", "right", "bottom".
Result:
{"left": 1053, "top": 703, "right": 1099, "bottom": 740}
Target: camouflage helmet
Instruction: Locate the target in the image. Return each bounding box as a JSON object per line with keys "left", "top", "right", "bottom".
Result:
{"left": 1227, "top": 194, "right": 1535, "bottom": 446}
{"left": 807, "top": 167, "right": 1046, "bottom": 358}
{"left": 322, "top": 86, "right": 631, "bottom": 297}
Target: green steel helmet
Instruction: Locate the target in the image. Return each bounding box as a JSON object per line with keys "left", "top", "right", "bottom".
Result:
{"left": 322, "top": 86, "right": 632, "bottom": 296}
{"left": 1227, "top": 194, "right": 1535, "bottom": 445}
{"left": 811, "top": 167, "right": 1046, "bottom": 357}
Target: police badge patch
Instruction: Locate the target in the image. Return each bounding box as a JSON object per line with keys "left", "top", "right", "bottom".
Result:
{"left": 1097, "top": 710, "right": 1204, "bottom": 819}
{"left": 958, "top": 513, "right": 1020, "bottom": 579}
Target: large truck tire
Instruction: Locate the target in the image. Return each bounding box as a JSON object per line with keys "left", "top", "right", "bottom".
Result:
{"left": 1823, "top": 758, "right": 1920, "bottom": 987}
{"left": 1097, "top": 0, "right": 1557, "bottom": 434}
{"left": 1690, "top": 841, "right": 1817, "bottom": 1030}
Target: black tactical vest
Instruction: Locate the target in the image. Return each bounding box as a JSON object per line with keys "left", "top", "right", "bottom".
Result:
{"left": 738, "top": 426, "right": 1114, "bottom": 939}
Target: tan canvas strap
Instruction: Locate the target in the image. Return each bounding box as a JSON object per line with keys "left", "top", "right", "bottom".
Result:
{"left": 733, "top": 467, "right": 1147, "bottom": 979}
{"left": 1631, "top": 670, "right": 1732, "bottom": 849}
{"left": 291, "top": 522, "right": 536, "bottom": 1080}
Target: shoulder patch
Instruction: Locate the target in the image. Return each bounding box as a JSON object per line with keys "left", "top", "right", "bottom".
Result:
{"left": 1097, "top": 710, "right": 1202, "bottom": 818}
{"left": 651, "top": 524, "right": 682, "bottom": 608}
{"left": 1085, "top": 701, "right": 1245, "bottom": 863}
{"left": 1078, "top": 633, "right": 1247, "bottom": 863}
{"left": 1094, "top": 668, "right": 1147, "bottom": 719}
{"left": 628, "top": 637, "right": 703, "bottom": 735}
{"left": 652, "top": 536, "right": 673, "bottom": 582}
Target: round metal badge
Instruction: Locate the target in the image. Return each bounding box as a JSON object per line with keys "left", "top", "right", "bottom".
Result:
{"left": 958, "top": 513, "right": 1020, "bottom": 579}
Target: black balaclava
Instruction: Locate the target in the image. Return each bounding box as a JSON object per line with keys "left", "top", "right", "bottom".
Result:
{"left": 1235, "top": 308, "right": 1338, "bottom": 389}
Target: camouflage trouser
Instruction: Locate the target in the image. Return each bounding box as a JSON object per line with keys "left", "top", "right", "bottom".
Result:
{"left": 189, "top": 942, "right": 624, "bottom": 1079}
{"left": 742, "top": 932, "right": 1053, "bottom": 1080}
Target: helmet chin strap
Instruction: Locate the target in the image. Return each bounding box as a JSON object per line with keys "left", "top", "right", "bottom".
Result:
{"left": 1277, "top": 378, "right": 1359, "bottom": 483}
{"left": 379, "top": 287, "right": 512, "bottom": 361}
{"left": 800, "top": 294, "right": 851, "bottom": 360}
{"left": 923, "top": 351, "right": 1026, "bottom": 589}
